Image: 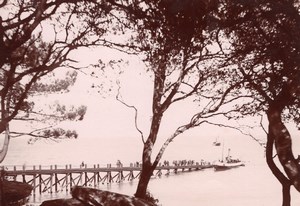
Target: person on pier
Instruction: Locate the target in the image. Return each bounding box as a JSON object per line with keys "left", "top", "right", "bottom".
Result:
{"left": 116, "top": 160, "right": 122, "bottom": 167}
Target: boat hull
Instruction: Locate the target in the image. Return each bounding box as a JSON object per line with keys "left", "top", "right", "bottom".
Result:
{"left": 214, "top": 162, "right": 245, "bottom": 171}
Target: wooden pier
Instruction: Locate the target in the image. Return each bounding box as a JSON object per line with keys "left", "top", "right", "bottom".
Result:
{"left": 2, "top": 162, "right": 213, "bottom": 195}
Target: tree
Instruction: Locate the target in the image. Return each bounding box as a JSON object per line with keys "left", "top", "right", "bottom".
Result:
{"left": 0, "top": 0, "right": 117, "bottom": 165}
{"left": 107, "top": 0, "right": 253, "bottom": 199}
{"left": 1, "top": 68, "right": 88, "bottom": 159}
{"left": 0, "top": 1, "right": 127, "bottom": 204}
{"left": 220, "top": 0, "right": 300, "bottom": 205}
{"left": 0, "top": 1, "right": 116, "bottom": 204}
{"left": 9, "top": 70, "right": 88, "bottom": 143}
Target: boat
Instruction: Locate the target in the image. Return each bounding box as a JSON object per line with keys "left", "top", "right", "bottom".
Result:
{"left": 214, "top": 159, "right": 245, "bottom": 171}
{"left": 212, "top": 137, "right": 221, "bottom": 146}
{"left": 214, "top": 148, "right": 245, "bottom": 171}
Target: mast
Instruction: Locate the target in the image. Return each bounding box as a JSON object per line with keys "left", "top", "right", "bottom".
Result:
{"left": 221, "top": 138, "right": 225, "bottom": 162}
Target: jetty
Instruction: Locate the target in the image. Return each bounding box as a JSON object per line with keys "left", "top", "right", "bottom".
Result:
{"left": 2, "top": 161, "right": 213, "bottom": 195}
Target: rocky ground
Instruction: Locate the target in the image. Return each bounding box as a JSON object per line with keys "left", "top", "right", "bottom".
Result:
{"left": 41, "top": 186, "right": 157, "bottom": 206}
{"left": 2, "top": 180, "right": 33, "bottom": 206}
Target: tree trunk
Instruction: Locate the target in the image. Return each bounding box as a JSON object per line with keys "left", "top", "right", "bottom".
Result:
{"left": 135, "top": 161, "right": 155, "bottom": 199}
{"left": 282, "top": 183, "right": 291, "bottom": 206}
{"left": 135, "top": 126, "right": 161, "bottom": 199}
{"left": 135, "top": 105, "right": 163, "bottom": 199}
{"left": 0, "top": 125, "right": 10, "bottom": 163}
{"left": 0, "top": 125, "right": 9, "bottom": 206}
{"left": 134, "top": 65, "right": 167, "bottom": 199}
{"left": 266, "top": 131, "right": 291, "bottom": 206}
{"left": 0, "top": 168, "right": 4, "bottom": 206}
{"left": 0, "top": 123, "right": 6, "bottom": 135}
{"left": 267, "top": 106, "right": 300, "bottom": 192}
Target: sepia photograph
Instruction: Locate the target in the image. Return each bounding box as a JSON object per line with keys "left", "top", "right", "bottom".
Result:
{"left": 0, "top": 0, "right": 300, "bottom": 205}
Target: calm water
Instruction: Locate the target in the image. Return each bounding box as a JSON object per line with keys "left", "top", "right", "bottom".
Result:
{"left": 2, "top": 134, "right": 300, "bottom": 206}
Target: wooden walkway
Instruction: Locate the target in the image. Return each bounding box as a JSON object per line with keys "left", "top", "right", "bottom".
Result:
{"left": 2, "top": 162, "right": 213, "bottom": 195}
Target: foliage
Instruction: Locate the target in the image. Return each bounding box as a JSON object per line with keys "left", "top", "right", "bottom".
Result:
{"left": 0, "top": 0, "right": 117, "bottom": 167}
{"left": 219, "top": 0, "right": 300, "bottom": 204}
{"left": 52, "top": 103, "right": 87, "bottom": 121}
{"left": 108, "top": 0, "right": 253, "bottom": 199}
{"left": 31, "top": 71, "right": 78, "bottom": 94}
{"left": 220, "top": 0, "right": 300, "bottom": 123}
{"left": 0, "top": 0, "right": 113, "bottom": 138}
{"left": 1, "top": 1, "right": 299, "bottom": 205}
{"left": 28, "top": 128, "right": 78, "bottom": 144}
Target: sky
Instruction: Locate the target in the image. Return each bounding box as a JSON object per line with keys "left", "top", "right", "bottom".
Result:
{"left": 60, "top": 46, "right": 300, "bottom": 155}
{"left": 1, "top": 42, "right": 300, "bottom": 164}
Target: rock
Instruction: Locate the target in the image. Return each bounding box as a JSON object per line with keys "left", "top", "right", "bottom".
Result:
{"left": 71, "top": 186, "right": 156, "bottom": 206}
{"left": 3, "top": 180, "right": 33, "bottom": 205}
{"left": 40, "top": 198, "right": 86, "bottom": 206}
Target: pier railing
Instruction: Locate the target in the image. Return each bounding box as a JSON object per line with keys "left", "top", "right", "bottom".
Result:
{"left": 2, "top": 162, "right": 213, "bottom": 195}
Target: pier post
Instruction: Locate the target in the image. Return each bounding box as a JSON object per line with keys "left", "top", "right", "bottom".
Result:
{"left": 38, "top": 165, "right": 42, "bottom": 194}
{"left": 79, "top": 172, "right": 83, "bottom": 185}
{"left": 54, "top": 165, "right": 58, "bottom": 193}
{"left": 50, "top": 165, "right": 53, "bottom": 194}
{"left": 83, "top": 172, "right": 86, "bottom": 186}
{"left": 21, "top": 164, "right": 26, "bottom": 182}
{"left": 65, "top": 165, "right": 69, "bottom": 192}
{"left": 39, "top": 174, "right": 42, "bottom": 194}
{"left": 107, "top": 171, "right": 112, "bottom": 183}
{"left": 33, "top": 166, "right": 36, "bottom": 196}
{"left": 70, "top": 173, "right": 72, "bottom": 191}
{"left": 94, "top": 172, "right": 97, "bottom": 187}
{"left": 54, "top": 173, "right": 58, "bottom": 193}
{"left": 69, "top": 165, "right": 72, "bottom": 191}
{"left": 93, "top": 165, "right": 96, "bottom": 187}
{"left": 96, "top": 172, "right": 100, "bottom": 185}
{"left": 128, "top": 170, "right": 134, "bottom": 181}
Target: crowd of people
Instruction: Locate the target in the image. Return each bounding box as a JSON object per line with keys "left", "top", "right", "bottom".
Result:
{"left": 80, "top": 159, "right": 213, "bottom": 168}
{"left": 171, "top": 160, "right": 195, "bottom": 166}
{"left": 160, "top": 159, "right": 211, "bottom": 167}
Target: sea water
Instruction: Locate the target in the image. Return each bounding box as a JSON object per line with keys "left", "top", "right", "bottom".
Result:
{"left": 2, "top": 134, "right": 300, "bottom": 206}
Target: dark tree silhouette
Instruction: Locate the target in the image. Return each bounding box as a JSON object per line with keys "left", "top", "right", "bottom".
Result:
{"left": 0, "top": 0, "right": 114, "bottom": 158}
{"left": 220, "top": 1, "right": 300, "bottom": 205}
{"left": 0, "top": 0, "right": 115, "bottom": 204}
{"left": 107, "top": 0, "right": 253, "bottom": 199}
{"left": 0, "top": 0, "right": 121, "bottom": 177}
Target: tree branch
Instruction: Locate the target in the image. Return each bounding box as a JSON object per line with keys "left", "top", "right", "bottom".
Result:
{"left": 115, "top": 80, "right": 145, "bottom": 143}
